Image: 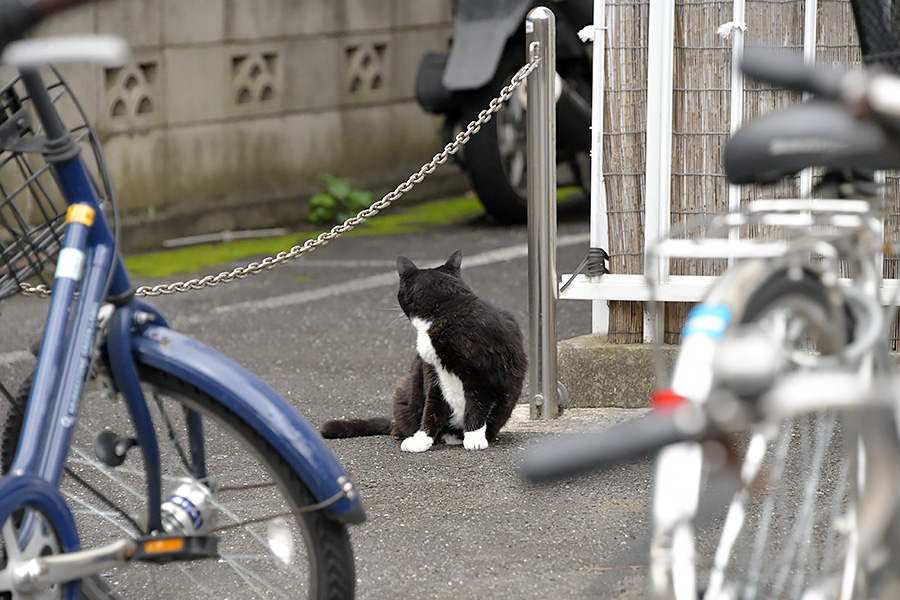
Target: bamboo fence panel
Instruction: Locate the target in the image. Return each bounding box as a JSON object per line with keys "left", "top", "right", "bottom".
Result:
{"left": 601, "top": 0, "right": 877, "bottom": 343}
{"left": 605, "top": 0, "right": 650, "bottom": 343}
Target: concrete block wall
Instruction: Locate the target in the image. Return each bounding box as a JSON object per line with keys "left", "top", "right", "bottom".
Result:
{"left": 21, "top": 0, "right": 463, "bottom": 251}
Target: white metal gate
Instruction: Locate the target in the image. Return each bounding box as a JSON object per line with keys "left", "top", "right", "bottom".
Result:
{"left": 562, "top": 0, "right": 900, "bottom": 342}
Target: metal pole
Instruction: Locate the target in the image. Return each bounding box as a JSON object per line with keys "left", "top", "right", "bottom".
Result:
{"left": 527, "top": 7, "right": 558, "bottom": 420}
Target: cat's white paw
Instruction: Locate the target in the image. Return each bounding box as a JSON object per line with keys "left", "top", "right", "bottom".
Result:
{"left": 401, "top": 431, "right": 434, "bottom": 453}
{"left": 463, "top": 426, "right": 489, "bottom": 451}
{"left": 443, "top": 433, "right": 463, "bottom": 446}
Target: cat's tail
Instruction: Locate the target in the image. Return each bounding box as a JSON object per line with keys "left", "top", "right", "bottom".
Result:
{"left": 320, "top": 417, "right": 393, "bottom": 439}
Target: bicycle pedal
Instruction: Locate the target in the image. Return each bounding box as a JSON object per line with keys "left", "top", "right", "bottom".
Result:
{"left": 132, "top": 534, "right": 219, "bottom": 564}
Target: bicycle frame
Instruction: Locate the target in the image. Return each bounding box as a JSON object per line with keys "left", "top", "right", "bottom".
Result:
{"left": 647, "top": 194, "right": 891, "bottom": 600}
{"left": 0, "top": 67, "right": 363, "bottom": 580}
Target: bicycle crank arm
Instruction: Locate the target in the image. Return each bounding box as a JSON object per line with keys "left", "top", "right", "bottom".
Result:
{"left": 8, "top": 538, "right": 135, "bottom": 595}
{"left": 8, "top": 534, "right": 220, "bottom": 594}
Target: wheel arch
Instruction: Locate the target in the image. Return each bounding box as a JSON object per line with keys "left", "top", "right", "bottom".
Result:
{"left": 130, "top": 324, "right": 365, "bottom": 525}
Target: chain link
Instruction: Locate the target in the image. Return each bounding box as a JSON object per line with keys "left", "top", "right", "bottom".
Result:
{"left": 17, "top": 55, "right": 539, "bottom": 300}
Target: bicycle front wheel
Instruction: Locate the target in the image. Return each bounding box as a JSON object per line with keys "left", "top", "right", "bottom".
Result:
{"left": 2, "top": 366, "right": 355, "bottom": 600}
{"left": 651, "top": 266, "right": 862, "bottom": 600}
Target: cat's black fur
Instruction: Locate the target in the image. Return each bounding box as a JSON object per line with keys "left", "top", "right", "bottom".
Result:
{"left": 320, "top": 251, "right": 527, "bottom": 450}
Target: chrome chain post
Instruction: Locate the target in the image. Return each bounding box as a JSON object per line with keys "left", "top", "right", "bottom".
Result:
{"left": 17, "top": 55, "right": 540, "bottom": 300}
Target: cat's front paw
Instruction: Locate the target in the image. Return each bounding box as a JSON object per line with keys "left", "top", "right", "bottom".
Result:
{"left": 401, "top": 431, "right": 434, "bottom": 453}
{"left": 463, "top": 426, "right": 489, "bottom": 451}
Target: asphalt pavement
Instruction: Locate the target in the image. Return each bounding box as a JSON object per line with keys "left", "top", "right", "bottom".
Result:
{"left": 0, "top": 205, "right": 653, "bottom": 599}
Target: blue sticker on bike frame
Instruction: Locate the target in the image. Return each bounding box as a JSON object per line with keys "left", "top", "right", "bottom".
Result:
{"left": 682, "top": 304, "right": 732, "bottom": 340}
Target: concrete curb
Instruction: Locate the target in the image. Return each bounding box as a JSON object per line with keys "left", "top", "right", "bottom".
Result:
{"left": 556, "top": 335, "right": 900, "bottom": 410}
{"left": 505, "top": 403, "right": 648, "bottom": 434}
{"left": 557, "top": 335, "right": 678, "bottom": 409}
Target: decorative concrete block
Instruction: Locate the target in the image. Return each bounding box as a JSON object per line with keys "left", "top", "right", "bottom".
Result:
{"left": 97, "top": 0, "right": 162, "bottom": 49}
{"left": 163, "top": 46, "right": 229, "bottom": 124}
{"left": 282, "top": 38, "right": 341, "bottom": 112}
{"left": 98, "top": 49, "right": 165, "bottom": 133}
{"left": 5, "top": 0, "right": 477, "bottom": 252}
{"left": 161, "top": 0, "right": 225, "bottom": 45}
{"left": 337, "top": 34, "right": 392, "bottom": 107}
{"left": 225, "top": 0, "right": 283, "bottom": 41}
{"left": 225, "top": 44, "right": 285, "bottom": 117}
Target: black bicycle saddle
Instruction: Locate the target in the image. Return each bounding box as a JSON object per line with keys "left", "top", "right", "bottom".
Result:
{"left": 724, "top": 99, "right": 900, "bottom": 185}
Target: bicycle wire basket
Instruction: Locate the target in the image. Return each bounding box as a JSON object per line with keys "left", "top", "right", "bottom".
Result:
{"left": 851, "top": 0, "right": 900, "bottom": 73}
{"left": 0, "top": 68, "right": 115, "bottom": 301}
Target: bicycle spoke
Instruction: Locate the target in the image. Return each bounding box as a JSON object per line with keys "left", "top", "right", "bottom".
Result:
{"left": 216, "top": 554, "right": 294, "bottom": 600}
{"left": 707, "top": 433, "right": 768, "bottom": 599}
{"left": 153, "top": 391, "right": 194, "bottom": 474}
{"left": 774, "top": 414, "right": 833, "bottom": 598}
{"left": 743, "top": 427, "right": 792, "bottom": 600}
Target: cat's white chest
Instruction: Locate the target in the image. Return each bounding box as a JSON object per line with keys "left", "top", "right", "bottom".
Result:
{"left": 411, "top": 317, "right": 439, "bottom": 365}
{"left": 410, "top": 317, "right": 465, "bottom": 428}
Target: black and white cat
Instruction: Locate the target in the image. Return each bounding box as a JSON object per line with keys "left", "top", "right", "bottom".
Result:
{"left": 320, "top": 251, "right": 527, "bottom": 452}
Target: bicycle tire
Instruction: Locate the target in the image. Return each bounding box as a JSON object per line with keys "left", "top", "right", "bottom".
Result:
{"left": 651, "top": 266, "right": 862, "bottom": 600}
{"left": 1, "top": 366, "right": 355, "bottom": 600}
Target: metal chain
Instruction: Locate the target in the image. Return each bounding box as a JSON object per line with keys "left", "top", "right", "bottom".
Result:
{"left": 17, "top": 55, "right": 539, "bottom": 300}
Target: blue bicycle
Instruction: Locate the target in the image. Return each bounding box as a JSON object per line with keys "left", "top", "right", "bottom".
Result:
{"left": 0, "top": 1, "right": 363, "bottom": 598}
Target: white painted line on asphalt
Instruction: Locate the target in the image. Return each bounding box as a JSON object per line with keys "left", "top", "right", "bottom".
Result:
{"left": 284, "top": 259, "right": 400, "bottom": 268}
{"left": 0, "top": 233, "right": 592, "bottom": 365}
{"left": 206, "top": 232, "right": 591, "bottom": 318}
{"left": 206, "top": 270, "right": 400, "bottom": 318}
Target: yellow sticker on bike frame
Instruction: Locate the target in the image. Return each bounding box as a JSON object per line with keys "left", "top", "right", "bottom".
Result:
{"left": 66, "top": 205, "right": 95, "bottom": 227}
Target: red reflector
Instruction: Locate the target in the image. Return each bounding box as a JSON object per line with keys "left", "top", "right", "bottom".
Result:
{"left": 651, "top": 389, "right": 686, "bottom": 412}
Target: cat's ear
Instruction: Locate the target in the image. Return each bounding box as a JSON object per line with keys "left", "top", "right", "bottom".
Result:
{"left": 445, "top": 250, "right": 462, "bottom": 273}
{"left": 397, "top": 256, "right": 418, "bottom": 278}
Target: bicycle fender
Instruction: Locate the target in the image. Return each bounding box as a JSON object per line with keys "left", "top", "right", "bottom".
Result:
{"left": 130, "top": 324, "right": 365, "bottom": 524}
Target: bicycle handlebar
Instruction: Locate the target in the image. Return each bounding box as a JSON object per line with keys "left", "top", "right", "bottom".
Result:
{"left": 741, "top": 49, "right": 846, "bottom": 99}
{"left": 0, "top": 0, "right": 98, "bottom": 54}
{"left": 521, "top": 411, "right": 700, "bottom": 483}
{"left": 741, "top": 47, "right": 900, "bottom": 132}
